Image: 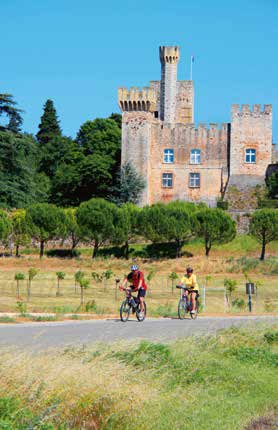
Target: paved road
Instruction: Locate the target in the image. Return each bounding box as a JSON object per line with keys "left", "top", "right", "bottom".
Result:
{"left": 0, "top": 316, "right": 276, "bottom": 350}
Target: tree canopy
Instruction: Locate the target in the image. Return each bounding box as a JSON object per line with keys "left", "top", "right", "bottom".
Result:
{"left": 250, "top": 209, "right": 278, "bottom": 260}
{"left": 192, "top": 208, "right": 236, "bottom": 256}
{"left": 26, "top": 203, "right": 66, "bottom": 257}
{"left": 0, "top": 94, "right": 23, "bottom": 133}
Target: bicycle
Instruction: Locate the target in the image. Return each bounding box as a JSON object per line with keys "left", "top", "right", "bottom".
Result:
{"left": 176, "top": 285, "right": 199, "bottom": 320}
{"left": 119, "top": 287, "right": 147, "bottom": 322}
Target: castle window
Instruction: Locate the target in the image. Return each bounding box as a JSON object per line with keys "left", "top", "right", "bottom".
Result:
{"left": 245, "top": 148, "right": 256, "bottom": 163}
{"left": 162, "top": 173, "right": 173, "bottom": 188}
{"left": 164, "top": 149, "right": 174, "bottom": 163}
{"left": 190, "top": 149, "right": 201, "bottom": 164}
{"left": 189, "top": 173, "right": 200, "bottom": 188}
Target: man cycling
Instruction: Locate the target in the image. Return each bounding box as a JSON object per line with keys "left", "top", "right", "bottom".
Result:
{"left": 179, "top": 266, "right": 199, "bottom": 313}
{"left": 120, "top": 265, "right": 147, "bottom": 317}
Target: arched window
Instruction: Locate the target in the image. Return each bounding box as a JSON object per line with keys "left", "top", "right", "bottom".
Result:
{"left": 163, "top": 148, "right": 174, "bottom": 163}
{"left": 245, "top": 148, "right": 256, "bottom": 163}
{"left": 190, "top": 149, "right": 201, "bottom": 164}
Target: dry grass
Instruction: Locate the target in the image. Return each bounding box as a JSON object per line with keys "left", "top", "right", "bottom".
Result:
{"left": 0, "top": 242, "right": 277, "bottom": 315}
{"left": 0, "top": 325, "right": 277, "bottom": 429}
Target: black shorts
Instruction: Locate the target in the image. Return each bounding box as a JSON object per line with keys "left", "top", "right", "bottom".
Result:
{"left": 137, "top": 288, "right": 146, "bottom": 298}
{"left": 184, "top": 289, "right": 199, "bottom": 297}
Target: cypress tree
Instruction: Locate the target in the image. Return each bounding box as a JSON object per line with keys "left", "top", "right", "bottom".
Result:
{"left": 36, "top": 99, "right": 61, "bottom": 145}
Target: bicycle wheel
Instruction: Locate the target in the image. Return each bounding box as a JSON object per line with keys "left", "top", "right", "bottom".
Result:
{"left": 136, "top": 302, "right": 147, "bottom": 322}
{"left": 178, "top": 299, "right": 187, "bottom": 320}
{"left": 120, "top": 299, "right": 130, "bottom": 322}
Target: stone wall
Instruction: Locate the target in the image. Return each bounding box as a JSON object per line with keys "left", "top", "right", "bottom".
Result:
{"left": 176, "top": 81, "right": 194, "bottom": 123}
{"left": 121, "top": 111, "right": 153, "bottom": 206}
{"left": 148, "top": 122, "right": 229, "bottom": 206}
{"left": 230, "top": 104, "right": 272, "bottom": 184}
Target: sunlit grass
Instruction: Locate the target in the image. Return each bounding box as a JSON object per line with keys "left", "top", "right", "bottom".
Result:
{"left": 0, "top": 325, "right": 277, "bottom": 429}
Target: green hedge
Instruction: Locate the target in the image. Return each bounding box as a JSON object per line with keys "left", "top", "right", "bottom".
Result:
{"left": 217, "top": 200, "right": 229, "bottom": 210}
{"left": 258, "top": 199, "right": 278, "bottom": 209}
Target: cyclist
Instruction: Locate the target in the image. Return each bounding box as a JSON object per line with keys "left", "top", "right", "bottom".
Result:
{"left": 120, "top": 265, "right": 147, "bottom": 317}
{"left": 179, "top": 267, "right": 199, "bottom": 313}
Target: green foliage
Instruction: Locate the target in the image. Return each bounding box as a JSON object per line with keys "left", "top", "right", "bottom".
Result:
{"left": 16, "top": 301, "right": 27, "bottom": 315}
{"left": 64, "top": 208, "right": 82, "bottom": 251}
{"left": 224, "top": 278, "right": 237, "bottom": 307}
{"left": 85, "top": 300, "right": 97, "bottom": 312}
{"left": 75, "top": 270, "right": 85, "bottom": 283}
{"left": 36, "top": 99, "right": 61, "bottom": 146}
{"left": 232, "top": 298, "right": 245, "bottom": 310}
{"left": 0, "top": 316, "right": 16, "bottom": 323}
{"left": 28, "top": 268, "right": 38, "bottom": 281}
{"left": 216, "top": 200, "right": 229, "bottom": 210}
{"left": 169, "top": 271, "right": 179, "bottom": 281}
{"left": 139, "top": 201, "right": 195, "bottom": 257}
{"left": 0, "top": 396, "right": 58, "bottom": 429}
{"left": 0, "top": 210, "right": 12, "bottom": 242}
{"left": 0, "top": 94, "right": 23, "bottom": 132}
{"left": 77, "top": 198, "right": 116, "bottom": 258}
{"left": 56, "top": 272, "right": 65, "bottom": 280}
{"left": 266, "top": 169, "right": 278, "bottom": 199}
{"left": 264, "top": 330, "right": 278, "bottom": 344}
{"left": 259, "top": 199, "right": 278, "bottom": 208}
{"left": 111, "top": 162, "right": 145, "bottom": 205}
{"left": 14, "top": 272, "right": 25, "bottom": 281}
{"left": 11, "top": 209, "right": 30, "bottom": 256}
{"left": 102, "top": 269, "right": 113, "bottom": 280}
{"left": 0, "top": 131, "right": 50, "bottom": 208}
{"left": 26, "top": 203, "right": 66, "bottom": 257}
{"left": 193, "top": 208, "right": 236, "bottom": 256}
{"left": 91, "top": 272, "right": 103, "bottom": 283}
{"left": 250, "top": 209, "right": 278, "bottom": 260}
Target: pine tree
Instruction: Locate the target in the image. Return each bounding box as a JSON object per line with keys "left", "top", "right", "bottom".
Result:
{"left": 36, "top": 99, "right": 61, "bottom": 145}
{"left": 0, "top": 94, "right": 23, "bottom": 133}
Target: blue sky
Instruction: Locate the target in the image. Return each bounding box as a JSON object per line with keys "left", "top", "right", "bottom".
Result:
{"left": 2, "top": 0, "right": 278, "bottom": 142}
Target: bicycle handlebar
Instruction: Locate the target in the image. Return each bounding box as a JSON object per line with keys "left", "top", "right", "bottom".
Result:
{"left": 176, "top": 285, "right": 186, "bottom": 289}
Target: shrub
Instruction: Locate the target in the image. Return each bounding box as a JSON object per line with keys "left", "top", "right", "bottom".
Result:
{"left": 217, "top": 200, "right": 229, "bottom": 210}
{"left": 258, "top": 199, "right": 278, "bottom": 209}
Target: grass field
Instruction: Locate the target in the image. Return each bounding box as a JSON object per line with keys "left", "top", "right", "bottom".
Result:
{"left": 0, "top": 325, "right": 277, "bottom": 429}
{"left": 0, "top": 235, "right": 277, "bottom": 316}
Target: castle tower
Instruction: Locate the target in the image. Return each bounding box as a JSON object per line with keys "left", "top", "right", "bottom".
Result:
{"left": 230, "top": 104, "right": 272, "bottom": 186}
{"left": 159, "top": 46, "right": 180, "bottom": 123}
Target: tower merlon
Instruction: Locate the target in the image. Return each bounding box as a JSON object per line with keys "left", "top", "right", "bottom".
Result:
{"left": 231, "top": 104, "right": 272, "bottom": 116}
{"left": 118, "top": 86, "right": 157, "bottom": 112}
{"left": 159, "top": 46, "right": 180, "bottom": 64}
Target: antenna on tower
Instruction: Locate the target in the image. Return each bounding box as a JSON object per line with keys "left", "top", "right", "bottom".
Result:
{"left": 190, "top": 55, "right": 194, "bottom": 80}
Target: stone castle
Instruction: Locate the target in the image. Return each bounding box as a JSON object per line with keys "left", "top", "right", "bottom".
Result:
{"left": 118, "top": 46, "right": 276, "bottom": 207}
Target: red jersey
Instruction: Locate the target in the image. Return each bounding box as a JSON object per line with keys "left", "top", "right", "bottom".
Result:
{"left": 127, "top": 271, "right": 147, "bottom": 291}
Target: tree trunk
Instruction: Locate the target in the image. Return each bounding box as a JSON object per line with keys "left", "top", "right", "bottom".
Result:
{"left": 176, "top": 239, "right": 181, "bottom": 258}
{"left": 40, "top": 240, "right": 45, "bottom": 259}
{"left": 27, "top": 281, "right": 31, "bottom": 302}
{"left": 92, "top": 239, "right": 99, "bottom": 259}
{"left": 80, "top": 286, "right": 84, "bottom": 306}
{"left": 16, "top": 280, "right": 20, "bottom": 299}
{"left": 124, "top": 240, "right": 129, "bottom": 260}
{"left": 260, "top": 235, "right": 266, "bottom": 261}
{"left": 56, "top": 279, "right": 60, "bottom": 296}
{"left": 205, "top": 242, "right": 211, "bottom": 257}
{"left": 16, "top": 244, "right": 19, "bottom": 258}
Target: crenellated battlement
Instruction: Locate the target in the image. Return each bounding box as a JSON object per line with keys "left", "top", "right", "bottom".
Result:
{"left": 118, "top": 87, "right": 157, "bottom": 112}
{"left": 232, "top": 104, "right": 272, "bottom": 116}
{"left": 159, "top": 46, "right": 180, "bottom": 64}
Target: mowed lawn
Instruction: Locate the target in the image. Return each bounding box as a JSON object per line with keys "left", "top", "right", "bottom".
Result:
{"left": 0, "top": 235, "right": 277, "bottom": 316}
